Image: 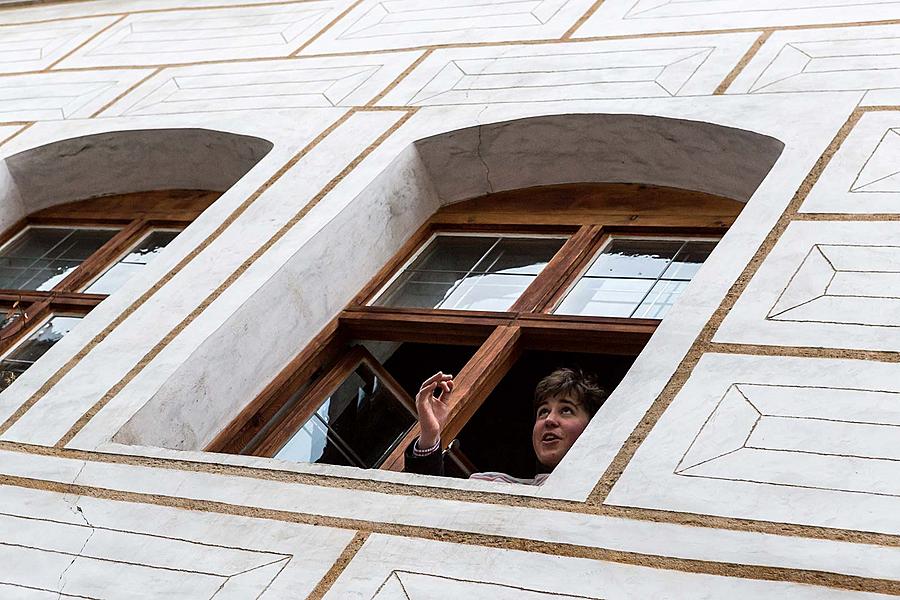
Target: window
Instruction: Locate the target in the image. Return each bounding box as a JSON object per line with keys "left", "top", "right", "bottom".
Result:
{"left": 0, "top": 190, "right": 218, "bottom": 391}
{"left": 555, "top": 237, "right": 718, "bottom": 318}
{"left": 211, "top": 183, "right": 742, "bottom": 476}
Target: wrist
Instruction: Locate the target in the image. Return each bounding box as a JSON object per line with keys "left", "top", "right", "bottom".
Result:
{"left": 413, "top": 436, "right": 441, "bottom": 456}
{"left": 418, "top": 431, "right": 439, "bottom": 448}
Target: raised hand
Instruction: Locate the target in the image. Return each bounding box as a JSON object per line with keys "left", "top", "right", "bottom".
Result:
{"left": 415, "top": 371, "right": 454, "bottom": 449}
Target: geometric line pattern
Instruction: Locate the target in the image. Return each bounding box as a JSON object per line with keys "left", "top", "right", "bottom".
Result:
{"left": 728, "top": 25, "right": 900, "bottom": 98}
{"left": 378, "top": 34, "right": 757, "bottom": 106}
{"left": 0, "top": 70, "right": 154, "bottom": 121}
{"left": 56, "top": 3, "right": 337, "bottom": 68}
{"left": 403, "top": 47, "right": 714, "bottom": 105}
{"left": 625, "top": 0, "right": 900, "bottom": 19}
{"left": 303, "top": 0, "right": 594, "bottom": 53}
{"left": 0, "top": 510, "right": 291, "bottom": 599}
{"left": 767, "top": 244, "right": 900, "bottom": 326}
{"left": 340, "top": 0, "right": 572, "bottom": 40}
{"left": 371, "top": 571, "right": 604, "bottom": 600}
{"left": 677, "top": 383, "right": 900, "bottom": 497}
{"left": 850, "top": 128, "right": 900, "bottom": 193}
{"left": 99, "top": 55, "right": 416, "bottom": 116}
{"left": 0, "top": 17, "right": 117, "bottom": 74}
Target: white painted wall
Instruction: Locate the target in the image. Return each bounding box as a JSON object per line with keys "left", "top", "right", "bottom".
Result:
{"left": 0, "top": 0, "right": 898, "bottom": 597}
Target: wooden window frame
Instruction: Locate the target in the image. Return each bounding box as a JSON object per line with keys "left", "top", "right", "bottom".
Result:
{"left": 210, "top": 183, "right": 743, "bottom": 474}
{"left": 0, "top": 190, "right": 218, "bottom": 365}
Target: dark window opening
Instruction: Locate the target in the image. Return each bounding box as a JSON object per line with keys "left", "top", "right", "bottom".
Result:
{"left": 454, "top": 350, "right": 635, "bottom": 479}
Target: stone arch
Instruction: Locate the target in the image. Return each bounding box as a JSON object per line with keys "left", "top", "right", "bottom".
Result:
{"left": 0, "top": 128, "right": 274, "bottom": 232}
{"left": 116, "top": 113, "right": 783, "bottom": 451}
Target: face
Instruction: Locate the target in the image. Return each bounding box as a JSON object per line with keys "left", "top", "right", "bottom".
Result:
{"left": 532, "top": 394, "right": 591, "bottom": 469}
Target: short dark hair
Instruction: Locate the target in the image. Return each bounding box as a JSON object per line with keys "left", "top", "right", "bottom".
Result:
{"left": 533, "top": 368, "right": 607, "bottom": 417}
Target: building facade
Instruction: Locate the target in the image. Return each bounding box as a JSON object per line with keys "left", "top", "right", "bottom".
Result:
{"left": 1, "top": 0, "right": 899, "bottom": 597}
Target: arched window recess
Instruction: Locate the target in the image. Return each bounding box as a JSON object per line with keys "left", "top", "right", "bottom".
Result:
{"left": 210, "top": 182, "right": 742, "bottom": 478}
{"left": 0, "top": 190, "right": 219, "bottom": 391}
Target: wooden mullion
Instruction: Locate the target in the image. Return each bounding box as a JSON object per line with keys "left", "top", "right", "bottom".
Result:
{"left": 207, "top": 319, "right": 347, "bottom": 454}
{"left": 0, "top": 290, "right": 106, "bottom": 306}
{"left": 252, "top": 346, "right": 367, "bottom": 458}
{"left": 509, "top": 225, "right": 604, "bottom": 314}
{"left": 339, "top": 306, "right": 510, "bottom": 345}
{"left": 442, "top": 324, "right": 522, "bottom": 444}
{"left": 53, "top": 218, "right": 150, "bottom": 293}
{"left": 0, "top": 299, "right": 51, "bottom": 355}
{"left": 518, "top": 313, "right": 658, "bottom": 356}
{"left": 427, "top": 222, "right": 578, "bottom": 236}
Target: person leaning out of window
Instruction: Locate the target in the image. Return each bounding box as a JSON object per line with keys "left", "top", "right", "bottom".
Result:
{"left": 405, "top": 368, "right": 607, "bottom": 485}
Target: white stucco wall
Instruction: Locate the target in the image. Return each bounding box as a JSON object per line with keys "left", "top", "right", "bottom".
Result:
{"left": 1, "top": 1, "right": 899, "bottom": 598}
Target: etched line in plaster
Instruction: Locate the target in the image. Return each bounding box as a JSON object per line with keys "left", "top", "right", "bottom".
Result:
{"left": 563, "top": 0, "right": 607, "bottom": 39}
{"left": 765, "top": 243, "right": 900, "bottom": 326}
{"left": 366, "top": 48, "right": 432, "bottom": 106}
{"left": 371, "top": 571, "right": 604, "bottom": 600}
{"left": 53, "top": 107, "right": 418, "bottom": 448}
{"left": 714, "top": 29, "right": 772, "bottom": 94}
{"left": 390, "top": 44, "right": 728, "bottom": 106}
{"left": 676, "top": 383, "right": 900, "bottom": 498}
{"left": 44, "top": 14, "right": 127, "bottom": 71}
{"left": 307, "top": 531, "right": 369, "bottom": 600}
{"left": 710, "top": 341, "right": 900, "bottom": 363}
{"left": 2, "top": 472, "right": 899, "bottom": 595}
{"left": 0, "top": 0, "right": 334, "bottom": 28}
{"left": 588, "top": 107, "right": 868, "bottom": 504}
{"left": 624, "top": 0, "right": 900, "bottom": 20}
{"left": 3, "top": 19, "right": 900, "bottom": 79}
{"left": 849, "top": 127, "right": 900, "bottom": 193}
{"left": 0, "top": 122, "right": 31, "bottom": 148}
{"left": 0, "top": 108, "right": 357, "bottom": 439}
{"left": 6, "top": 438, "right": 900, "bottom": 552}
{"left": 291, "top": 0, "right": 366, "bottom": 57}
{"left": 90, "top": 67, "right": 162, "bottom": 117}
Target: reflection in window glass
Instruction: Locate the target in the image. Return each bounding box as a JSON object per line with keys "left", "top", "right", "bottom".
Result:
{"left": 374, "top": 235, "right": 566, "bottom": 311}
{"left": 555, "top": 239, "right": 717, "bottom": 319}
{"left": 0, "top": 315, "right": 82, "bottom": 391}
{"left": 0, "top": 227, "right": 119, "bottom": 291}
{"left": 275, "top": 360, "right": 415, "bottom": 468}
{"left": 84, "top": 230, "right": 180, "bottom": 295}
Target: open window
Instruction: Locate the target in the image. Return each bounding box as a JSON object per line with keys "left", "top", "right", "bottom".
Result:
{"left": 0, "top": 190, "right": 217, "bottom": 391}
{"left": 210, "top": 183, "right": 742, "bottom": 477}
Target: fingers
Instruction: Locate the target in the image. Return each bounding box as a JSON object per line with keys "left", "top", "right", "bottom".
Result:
{"left": 419, "top": 371, "right": 453, "bottom": 393}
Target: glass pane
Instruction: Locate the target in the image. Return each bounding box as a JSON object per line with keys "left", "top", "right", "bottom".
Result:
{"left": 374, "top": 235, "right": 564, "bottom": 311}
{"left": 33, "top": 259, "right": 82, "bottom": 291}
{"left": 273, "top": 415, "right": 355, "bottom": 466}
{"left": 405, "top": 235, "right": 496, "bottom": 273}
{"left": 0, "top": 359, "right": 28, "bottom": 393}
{"left": 317, "top": 362, "right": 415, "bottom": 468}
{"left": 0, "top": 315, "right": 82, "bottom": 392}
{"left": 118, "top": 230, "right": 180, "bottom": 265}
{"left": 441, "top": 273, "right": 533, "bottom": 311}
{"left": 55, "top": 229, "right": 119, "bottom": 261}
{"left": 633, "top": 279, "right": 689, "bottom": 319}
{"left": 84, "top": 230, "right": 180, "bottom": 295}
{"left": 661, "top": 241, "right": 718, "bottom": 280}
{"left": 585, "top": 239, "right": 683, "bottom": 279}
{"left": 0, "top": 227, "right": 118, "bottom": 291}
{"left": 473, "top": 238, "right": 565, "bottom": 275}
{"left": 376, "top": 270, "right": 468, "bottom": 309}
{"left": 555, "top": 277, "right": 654, "bottom": 317}
{"left": 83, "top": 263, "right": 144, "bottom": 295}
